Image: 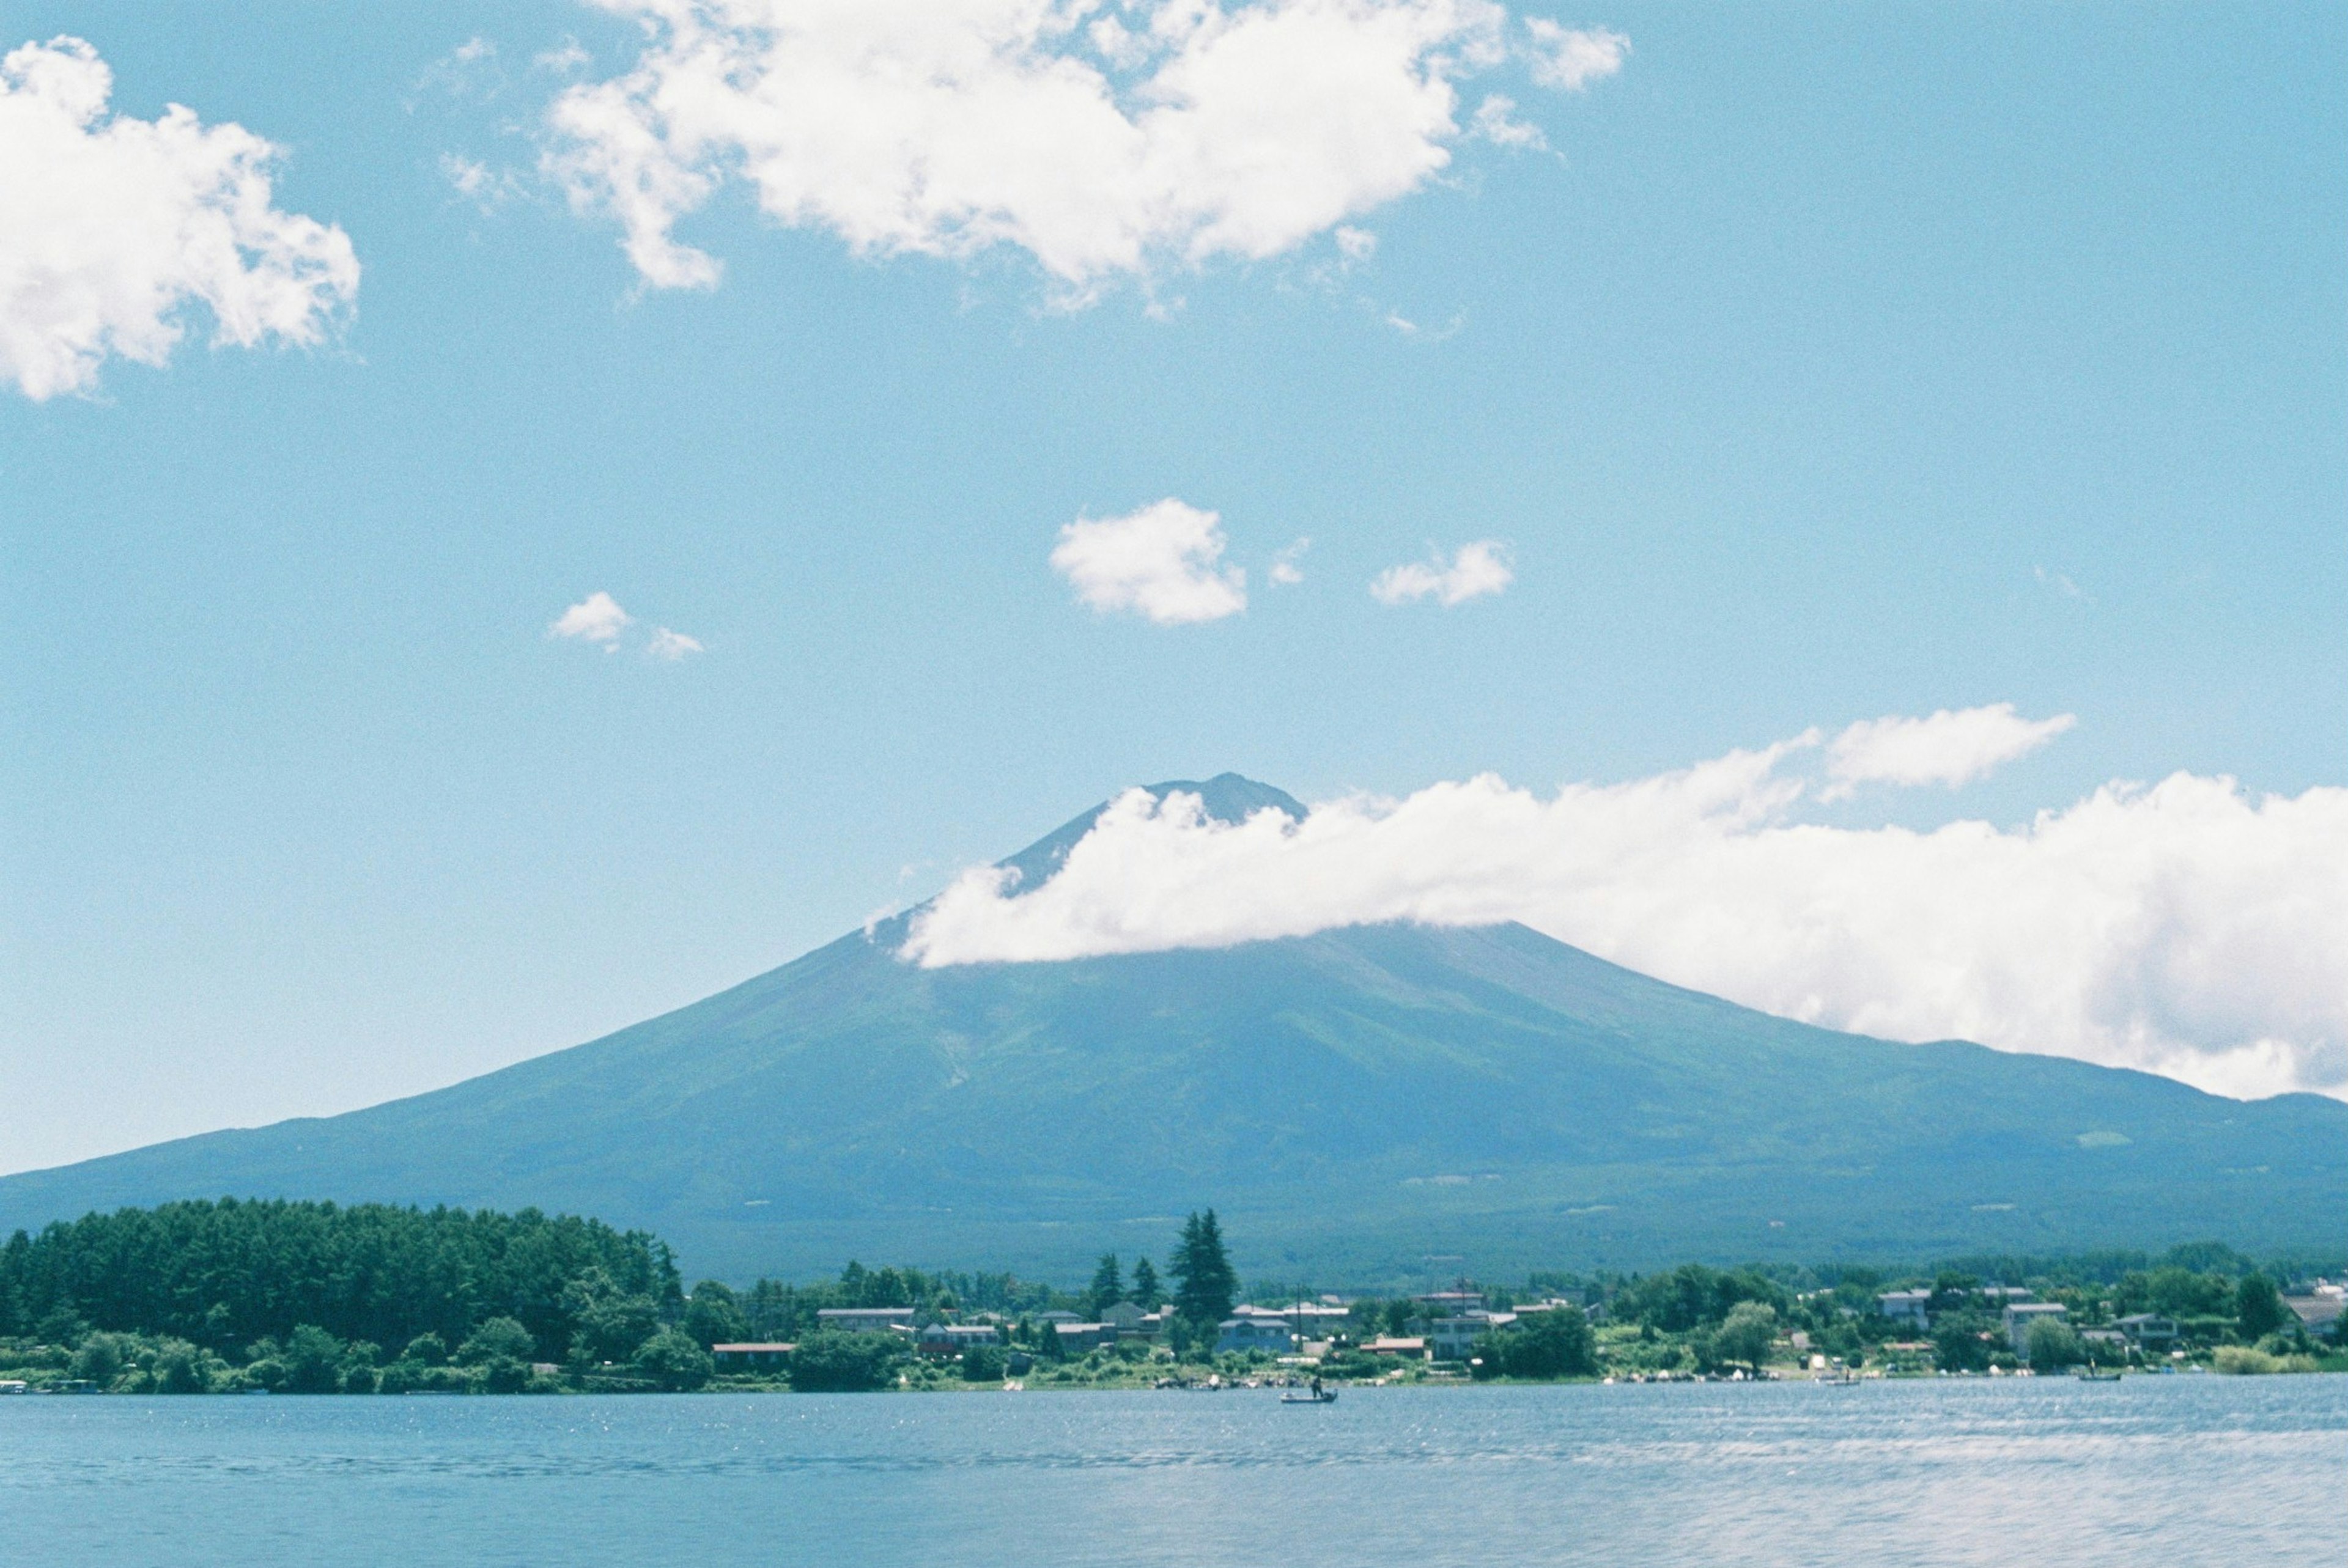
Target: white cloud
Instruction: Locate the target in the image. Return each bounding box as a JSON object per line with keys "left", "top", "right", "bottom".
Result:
{"left": 545, "top": 1, "right": 1624, "bottom": 298}
{"left": 1825, "top": 704, "right": 2076, "bottom": 797}
{"left": 1523, "top": 18, "right": 1627, "bottom": 90}
{"left": 440, "top": 152, "right": 523, "bottom": 211}
{"left": 536, "top": 40, "right": 593, "bottom": 76}
{"left": 646, "top": 625, "right": 705, "bottom": 660}
{"left": 0, "top": 36, "right": 360, "bottom": 401}
{"left": 1269, "top": 536, "right": 1311, "bottom": 584}
{"left": 1052, "top": 498, "right": 1247, "bottom": 625}
{"left": 1471, "top": 92, "right": 1545, "bottom": 149}
{"left": 1370, "top": 539, "right": 1512, "bottom": 605}
{"left": 901, "top": 723, "right": 2348, "bottom": 1101}
{"left": 550, "top": 590, "right": 633, "bottom": 646}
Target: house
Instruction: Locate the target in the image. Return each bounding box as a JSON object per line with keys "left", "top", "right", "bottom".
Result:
{"left": 1035, "top": 1310, "right": 1084, "bottom": 1325}
{"left": 915, "top": 1323, "right": 1002, "bottom": 1356}
{"left": 1054, "top": 1322, "right": 1113, "bottom": 1352}
{"left": 2284, "top": 1281, "right": 2344, "bottom": 1331}
{"left": 1276, "top": 1301, "right": 1355, "bottom": 1334}
{"left": 2111, "top": 1313, "right": 2178, "bottom": 1352}
{"left": 2003, "top": 1301, "right": 2068, "bottom": 1352}
{"left": 1360, "top": 1336, "right": 1427, "bottom": 1359}
{"left": 1416, "top": 1288, "right": 1486, "bottom": 1316}
{"left": 1876, "top": 1289, "right": 1933, "bottom": 1328}
{"left": 1098, "top": 1301, "right": 1151, "bottom": 1336}
{"left": 1428, "top": 1310, "right": 1516, "bottom": 1362}
{"left": 1216, "top": 1316, "right": 1296, "bottom": 1355}
{"left": 711, "top": 1342, "right": 796, "bottom": 1369}
{"left": 814, "top": 1308, "right": 917, "bottom": 1335}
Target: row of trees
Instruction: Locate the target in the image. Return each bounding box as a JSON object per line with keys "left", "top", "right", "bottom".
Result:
{"left": 0, "top": 1199, "right": 681, "bottom": 1356}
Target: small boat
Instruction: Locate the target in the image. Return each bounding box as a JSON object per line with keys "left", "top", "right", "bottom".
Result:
{"left": 2075, "top": 1365, "right": 2122, "bottom": 1381}
{"left": 1281, "top": 1377, "right": 1338, "bottom": 1404}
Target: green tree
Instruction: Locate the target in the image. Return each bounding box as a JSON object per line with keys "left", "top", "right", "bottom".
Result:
{"left": 787, "top": 1331, "right": 905, "bottom": 1393}
{"left": 570, "top": 1292, "right": 661, "bottom": 1364}
{"left": 1711, "top": 1301, "right": 1779, "bottom": 1373}
{"left": 1170, "top": 1211, "right": 1237, "bottom": 1330}
{"left": 1129, "top": 1257, "right": 1162, "bottom": 1311}
{"left": 401, "top": 1332, "right": 449, "bottom": 1366}
{"left": 457, "top": 1317, "right": 537, "bottom": 1366}
{"left": 282, "top": 1324, "right": 348, "bottom": 1393}
{"left": 2025, "top": 1318, "right": 2083, "bottom": 1369}
{"left": 152, "top": 1339, "right": 216, "bottom": 1394}
{"left": 959, "top": 1345, "right": 1006, "bottom": 1382}
{"left": 1086, "top": 1254, "right": 1125, "bottom": 1319}
{"left": 2235, "top": 1273, "right": 2287, "bottom": 1341}
{"left": 68, "top": 1331, "right": 133, "bottom": 1388}
{"left": 1932, "top": 1319, "right": 1993, "bottom": 1373}
{"left": 633, "top": 1328, "right": 715, "bottom": 1391}
{"left": 1497, "top": 1308, "right": 1597, "bottom": 1379}
{"left": 682, "top": 1281, "right": 750, "bottom": 1349}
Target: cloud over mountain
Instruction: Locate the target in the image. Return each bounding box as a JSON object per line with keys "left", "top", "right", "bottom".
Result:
{"left": 904, "top": 713, "right": 2348, "bottom": 1101}
{"left": 0, "top": 37, "right": 358, "bottom": 400}
{"left": 546, "top": 1, "right": 1625, "bottom": 296}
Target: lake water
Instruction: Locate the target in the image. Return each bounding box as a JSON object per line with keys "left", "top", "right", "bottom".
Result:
{"left": 4, "top": 1377, "right": 2340, "bottom": 1566}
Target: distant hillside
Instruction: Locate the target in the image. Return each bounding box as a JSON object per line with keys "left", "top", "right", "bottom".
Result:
{"left": 6, "top": 775, "right": 2344, "bottom": 1284}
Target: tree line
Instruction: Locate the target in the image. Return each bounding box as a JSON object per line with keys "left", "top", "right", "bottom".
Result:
{"left": 1, "top": 1198, "right": 685, "bottom": 1382}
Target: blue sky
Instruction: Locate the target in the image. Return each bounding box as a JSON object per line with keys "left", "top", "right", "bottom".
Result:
{"left": 2, "top": 1, "right": 2342, "bottom": 1171}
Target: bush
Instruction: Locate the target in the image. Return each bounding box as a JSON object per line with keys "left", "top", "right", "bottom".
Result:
{"left": 478, "top": 1356, "right": 534, "bottom": 1394}
{"left": 457, "top": 1318, "right": 536, "bottom": 1367}
{"left": 2213, "top": 1345, "right": 2319, "bottom": 1375}
{"left": 633, "top": 1328, "right": 715, "bottom": 1391}
{"left": 960, "top": 1345, "right": 1006, "bottom": 1382}
{"left": 788, "top": 1331, "right": 904, "bottom": 1393}
{"left": 2025, "top": 1319, "right": 2083, "bottom": 1370}
{"left": 69, "top": 1332, "right": 135, "bottom": 1388}
{"left": 152, "top": 1339, "right": 217, "bottom": 1394}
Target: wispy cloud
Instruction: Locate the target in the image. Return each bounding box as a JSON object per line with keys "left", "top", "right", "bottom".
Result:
{"left": 1269, "top": 538, "right": 1311, "bottom": 586}
{"left": 645, "top": 626, "right": 704, "bottom": 661}
{"left": 903, "top": 715, "right": 2348, "bottom": 1102}
{"left": 1471, "top": 94, "right": 1546, "bottom": 150}
{"left": 1825, "top": 704, "right": 2075, "bottom": 797}
{"left": 1052, "top": 499, "right": 1247, "bottom": 626}
{"left": 440, "top": 152, "right": 522, "bottom": 212}
{"left": 1370, "top": 540, "right": 1513, "bottom": 606}
{"left": 0, "top": 37, "right": 359, "bottom": 400}
{"left": 1523, "top": 20, "right": 1630, "bottom": 90}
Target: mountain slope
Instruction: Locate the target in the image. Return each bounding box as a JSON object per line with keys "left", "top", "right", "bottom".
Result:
{"left": 6, "top": 776, "right": 2343, "bottom": 1283}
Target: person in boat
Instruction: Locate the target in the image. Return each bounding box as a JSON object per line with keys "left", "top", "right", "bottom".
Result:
{"left": 1310, "top": 1376, "right": 1323, "bottom": 1400}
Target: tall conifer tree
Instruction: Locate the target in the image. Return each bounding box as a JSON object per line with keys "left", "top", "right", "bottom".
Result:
{"left": 1170, "top": 1210, "right": 1236, "bottom": 1327}
{"left": 1086, "top": 1253, "right": 1124, "bottom": 1318}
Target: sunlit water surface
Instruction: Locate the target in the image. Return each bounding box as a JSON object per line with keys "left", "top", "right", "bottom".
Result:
{"left": 4, "top": 1377, "right": 2339, "bottom": 1566}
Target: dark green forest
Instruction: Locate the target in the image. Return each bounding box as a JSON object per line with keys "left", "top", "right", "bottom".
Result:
{"left": 1, "top": 1198, "right": 677, "bottom": 1349}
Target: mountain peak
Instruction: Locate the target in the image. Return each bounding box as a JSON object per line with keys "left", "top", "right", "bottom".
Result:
{"left": 997, "top": 773, "right": 1304, "bottom": 891}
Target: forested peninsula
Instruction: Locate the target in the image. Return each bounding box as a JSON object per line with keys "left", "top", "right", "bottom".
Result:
{"left": 2, "top": 1199, "right": 2339, "bottom": 1395}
